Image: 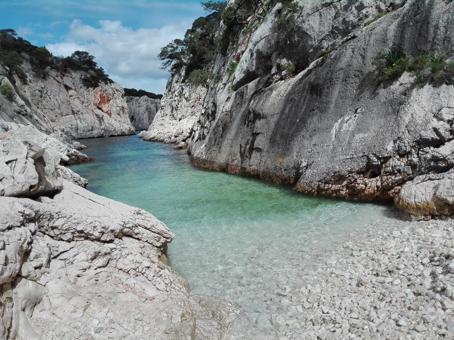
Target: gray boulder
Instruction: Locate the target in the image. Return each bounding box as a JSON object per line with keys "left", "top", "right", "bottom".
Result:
{"left": 0, "top": 136, "right": 62, "bottom": 198}
{"left": 395, "top": 170, "right": 454, "bottom": 217}
{"left": 0, "top": 123, "right": 90, "bottom": 198}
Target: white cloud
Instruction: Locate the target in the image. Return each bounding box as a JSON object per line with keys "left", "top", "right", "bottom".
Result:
{"left": 17, "top": 26, "right": 32, "bottom": 37}
{"left": 47, "top": 19, "right": 188, "bottom": 93}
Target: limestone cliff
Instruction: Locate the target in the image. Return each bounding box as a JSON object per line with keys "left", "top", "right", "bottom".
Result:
{"left": 140, "top": 70, "right": 207, "bottom": 143}
{"left": 146, "top": 0, "right": 454, "bottom": 215}
{"left": 126, "top": 95, "right": 161, "bottom": 131}
{"left": 0, "top": 31, "right": 134, "bottom": 139}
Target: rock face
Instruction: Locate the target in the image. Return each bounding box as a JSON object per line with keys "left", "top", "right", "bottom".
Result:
{"left": 0, "top": 122, "right": 88, "bottom": 197}
{"left": 396, "top": 170, "right": 454, "bottom": 217}
{"left": 149, "top": 0, "right": 454, "bottom": 215}
{"left": 140, "top": 71, "right": 207, "bottom": 143}
{"left": 126, "top": 95, "right": 160, "bottom": 131}
{"left": 0, "top": 123, "right": 263, "bottom": 339}
{"left": 0, "top": 69, "right": 134, "bottom": 139}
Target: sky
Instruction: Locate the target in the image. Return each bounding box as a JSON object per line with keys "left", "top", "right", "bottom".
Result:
{"left": 0, "top": 0, "right": 206, "bottom": 93}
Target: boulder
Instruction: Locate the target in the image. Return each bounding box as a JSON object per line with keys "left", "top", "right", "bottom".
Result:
{"left": 395, "top": 170, "right": 454, "bottom": 217}
{"left": 0, "top": 139, "right": 62, "bottom": 198}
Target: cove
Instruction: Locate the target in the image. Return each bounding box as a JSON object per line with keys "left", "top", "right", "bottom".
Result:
{"left": 72, "top": 135, "right": 391, "bottom": 330}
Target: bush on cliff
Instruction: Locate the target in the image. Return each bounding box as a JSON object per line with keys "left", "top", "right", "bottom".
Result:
{"left": 374, "top": 49, "right": 454, "bottom": 86}
{"left": 159, "top": 1, "right": 226, "bottom": 82}
{"left": 187, "top": 69, "right": 213, "bottom": 86}
{"left": 124, "top": 88, "right": 163, "bottom": 99}
{"left": 58, "top": 51, "right": 112, "bottom": 88}
{"left": 0, "top": 29, "right": 52, "bottom": 80}
{"left": 0, "top": 83, "right": 15, "bottom": 101}
{"left": 0, "top": 29, "right": 111, "bottom": 87}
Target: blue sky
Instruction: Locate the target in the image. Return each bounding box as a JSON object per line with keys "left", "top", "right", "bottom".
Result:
{"left": 0, "top": 0, "right": 206, "bottom": 92}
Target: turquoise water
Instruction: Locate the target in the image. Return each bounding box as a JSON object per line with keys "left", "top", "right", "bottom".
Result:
{"left": 72, "top": 135, "right": 389, "bottom": 328}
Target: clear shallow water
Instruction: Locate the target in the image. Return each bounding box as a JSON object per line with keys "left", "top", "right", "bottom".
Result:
{"left": 72, "top": 135, "right": 389, "bottom": 328}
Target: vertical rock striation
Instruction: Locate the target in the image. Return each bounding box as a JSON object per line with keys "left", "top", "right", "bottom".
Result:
{"left": 140, "top": 70, "right": 207, "bottom": 143}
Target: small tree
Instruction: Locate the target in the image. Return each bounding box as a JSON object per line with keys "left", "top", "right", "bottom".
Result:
{"left": 159, "top": 39, "right": 187, "bottom": 72}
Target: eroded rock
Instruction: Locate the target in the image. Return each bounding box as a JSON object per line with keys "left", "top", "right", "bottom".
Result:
{"left": 395, "top": 170, "right": 454, "bottom": 217}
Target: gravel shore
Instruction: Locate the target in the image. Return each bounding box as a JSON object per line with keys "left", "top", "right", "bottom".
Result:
{"left": 272, "top": 216, "right": 454, "bottom": 339}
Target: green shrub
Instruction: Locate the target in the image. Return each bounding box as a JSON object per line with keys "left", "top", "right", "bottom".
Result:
{"left": 374, "top": 50, "right": 454, "bottom": 86}
{"left": 227, "top": 61, "right": 238, "bottom": 75}
{"left": 0, "top": 83, "right": 15, "bottom": 101}
{"left": 0, "top": 30, "right": 111, "bottom": 86}
{"left": 320, "top": 48, "right": 333, "bottom": 59}
{"left": 280, "top": 62, "right": 296, "bottom": 75}
{"left": 429, "top": 55, "right": 445, "bottom": 73}
{"left": 374, "top": 49, "right": 409, "bottom": 82}
{"left": 187, "top": 69, "right": 213, "bottom": 86}
{"left": 202, "top": 0, "right": 227, "bottom": 13}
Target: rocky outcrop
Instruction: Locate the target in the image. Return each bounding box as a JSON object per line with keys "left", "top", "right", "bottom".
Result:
{"left": 395, "top": 170, "right": 454, "bottom": 218}
{"left": 0, "top": 70, "right": 134, "bottom": 139}
{"left": 0, "top": 123, "right": 263, "bottom": 339}
{"left": 126, "top": 95, "right": 160, "bottom": 131}
{"left": 0, "top": 32, "right": 134, "bottom": 139}
{"left": 0, "top": 122, "right": 88, "bottom": 197}
{"left": 140, "top": 70, "right": 207, "bottom": 143}
{"left": 0, "top": 181, "right": 199, "bottom": 339}
{"left": 150, "top": 0, "right": 454, "bottom": 215}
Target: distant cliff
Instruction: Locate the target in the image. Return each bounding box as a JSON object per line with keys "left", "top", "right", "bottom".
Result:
{"left": 0, "top": 30, "right": 134, "bottom": 138}
{"left": 125, "top": 88, "right": 162, "bottom": 131}
{"left": 143, "top": 0, "right": 454, "bottom": 216}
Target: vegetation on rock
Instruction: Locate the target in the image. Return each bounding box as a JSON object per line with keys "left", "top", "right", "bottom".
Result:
{"left": 58, "top": 51, "right": 112, "bottom": 88}
{"left": 159, "top": 1, "right": 226, "bottom": 77}
{"left": 374, "top": 49, "right": 454, "bottom": 86}
{"left": 0, "top": 83, "right": 14, "bottom": 101}
{"left": 187, "top": 69, "right": 213, "bottom": 87}
{"left": 124, "top": 88, "right": 163, "bottom": 99}
{"left": 0, "top": 29, "right": 111, "bottom": 88}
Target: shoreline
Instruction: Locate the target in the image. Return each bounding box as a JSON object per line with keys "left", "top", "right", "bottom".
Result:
{"left": 80, "top": 135, "right": 454, "bottom": 338}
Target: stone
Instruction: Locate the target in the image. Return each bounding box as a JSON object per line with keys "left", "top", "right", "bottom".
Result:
{"left": 395, "top": 170, "right": 454, "bottom": 217}
{"left": 0, "top": 137, "right": 62, "bottom": 198}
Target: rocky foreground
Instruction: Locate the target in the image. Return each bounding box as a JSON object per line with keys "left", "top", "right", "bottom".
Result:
{"left": 0, "top": 122, "right": 264, "bottom": 339}
{"left": 1, "top": 122, "right": 453, "bottom": 339}
{"left": 267, "top": 216, "right": 454, "bottom": 339}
